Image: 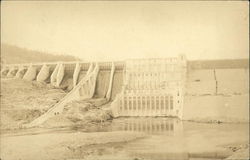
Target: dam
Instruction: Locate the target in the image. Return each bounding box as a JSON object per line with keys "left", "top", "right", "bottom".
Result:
{"left": 111, "top": 56, "right": 186, "bottom": 118}
{"left": 1, "top": 55, "right": 249, "bottom": 126}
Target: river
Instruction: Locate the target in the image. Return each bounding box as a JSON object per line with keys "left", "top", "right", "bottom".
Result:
{"left": 1, "top": 117, "right": 249, "bottom": 160}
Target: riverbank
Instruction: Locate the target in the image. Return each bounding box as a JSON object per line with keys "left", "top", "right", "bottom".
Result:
{"left": 1, "top": 131, "right": 146, "bottom": 160}
{"left": 0, "top": 78, "right": 66, "bottom": 130}
{"left": 224, "top": 143, "right": 249, "bottom": 160}
{"left": 0, "top": 79, "right": 113, "bottom": 131}
{"left": 40, "top": 99, "right": 113, "bottom": 129}
{"left": 1, "top": 117, "right": 249, "bottom": 160}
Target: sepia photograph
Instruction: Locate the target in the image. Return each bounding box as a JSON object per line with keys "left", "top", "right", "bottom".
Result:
{"left": 0, "top": 1, "right": 249, "bottom": 160}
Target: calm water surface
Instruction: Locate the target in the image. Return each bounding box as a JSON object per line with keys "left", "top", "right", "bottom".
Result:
{"left": 2, "top": 117, "right": 249, "bottom": 160}
{"left": 78, "top": 117, "right": 249, "bottom": 160}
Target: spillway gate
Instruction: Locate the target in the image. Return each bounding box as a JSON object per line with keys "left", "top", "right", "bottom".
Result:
{"left": 111, "top": 55, "right": 187, "bottom": 119}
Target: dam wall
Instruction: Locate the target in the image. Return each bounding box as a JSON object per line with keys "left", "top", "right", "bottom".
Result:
{"left": 111, "top": 70, "right": 124, "bottom": 100}
{"left": 26, "top": 62, "right": 122, "bottom": 126}
{"left": 111, "top": 56, "right": 187, "bottom": 118}
{"left": 1, "top": 58, "right": 249, "bottom": 123}
{"left": 183, "top": 95, "right": 249, "bottom": 122}
{"left": 216, "top": 69, "right": 249, "bottom": 95}
{"left": 186, "top": 69, "right": 216, "bottom": 95}
{"left": 183, "top": 60, "right": 249, "bottom": 122}
{"left": 95, "top": 70, "right": 111, "bottom": 98}
{"left": 1, "top": 62, "right": 123, "bottom": 93}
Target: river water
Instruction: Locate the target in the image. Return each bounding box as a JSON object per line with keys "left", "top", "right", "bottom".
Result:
{"left": 1, "top": 117, "right": 249, "bottom": 160}
{"left": 72, "top": 117, "right": 249, "bottom": 160}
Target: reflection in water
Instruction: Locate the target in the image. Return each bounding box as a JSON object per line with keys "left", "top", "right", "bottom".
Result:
{"left": 104, "top": 117, "right": 248, "bottom": 160}
{"left": 111, "top": 118, "right": 189, "bottom": 160}
{"left": 3, "top": 117, "right": 247, "bottom": 160}
{"left": 111, "top": 117, "right": 183, "bottom": 135}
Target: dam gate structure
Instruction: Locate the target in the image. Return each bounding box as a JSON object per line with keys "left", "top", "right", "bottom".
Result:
{"left": 1, "top": 55, "right": 187, "bottom": 125}
{"left": 111, "top": 55, "right": 187, "bottom": 119}
{"left": 1, "top": 57, "right": 249, "bottom": 125}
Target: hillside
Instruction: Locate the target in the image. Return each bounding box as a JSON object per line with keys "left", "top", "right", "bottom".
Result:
{"left": 1, "top": 44, "right": 81, "bottom": 64}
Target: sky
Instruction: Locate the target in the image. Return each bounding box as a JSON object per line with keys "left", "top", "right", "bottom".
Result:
{"left": 1, "top": 1, "right": 249, "bottom": 61}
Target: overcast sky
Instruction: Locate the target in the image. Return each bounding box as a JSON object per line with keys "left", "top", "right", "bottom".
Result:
{"left": 1, "top": 1, "right": 249, "bottom": 61}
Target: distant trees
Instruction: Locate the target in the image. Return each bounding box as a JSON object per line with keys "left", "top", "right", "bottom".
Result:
{"left": 1, "top": 43, "right": 82, "bottom": 64}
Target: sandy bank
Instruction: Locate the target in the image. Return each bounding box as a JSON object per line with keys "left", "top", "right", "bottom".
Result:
{"left": 1, "top": 131, "right": 146, "bottom": 160}
{"left": 39, "top": 98, "right": 113, "bottom": 128}
{"left": 1, "top": 79, "right": 114, "bottom": 131}
{"left": 224, "top": 143, "right": 249, "bottom": 160}
{"left": 0, "top": 79, "right": 66, "bottom": 130}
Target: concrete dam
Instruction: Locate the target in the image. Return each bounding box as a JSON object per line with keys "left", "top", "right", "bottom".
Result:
{"left": 1, "top": 56, "right": 249, "bottom": 126}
